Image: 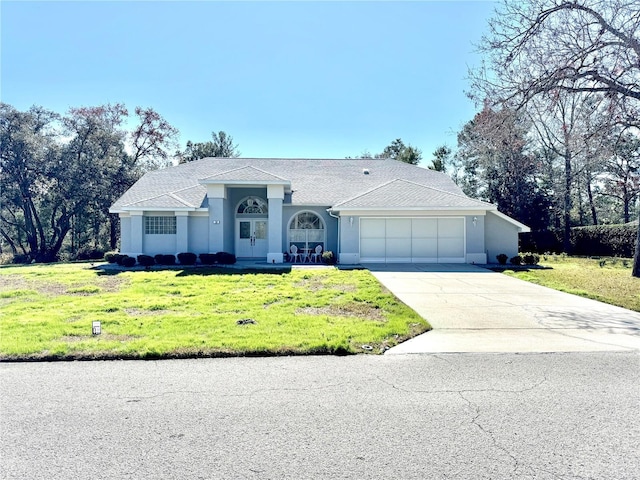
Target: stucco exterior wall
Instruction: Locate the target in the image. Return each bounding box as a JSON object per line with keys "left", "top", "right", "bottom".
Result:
{"left": 485, "top": 211, "right": 520, "bottom": 262}
{"left": 188, "top": 215, "right": 209, "bottom": 254}
{"left": 119, "top": 215, "right": 131, "bottom": 254}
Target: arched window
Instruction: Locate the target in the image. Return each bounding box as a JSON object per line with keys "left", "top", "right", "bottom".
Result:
{"left": 291, "top": 211, "right": 322, "bottom": 230}
{"left": 237, "top": 196, "right": 268, "bottom": 215}
{"left": 288, "top": 211, "right": 326, "bottom": 255}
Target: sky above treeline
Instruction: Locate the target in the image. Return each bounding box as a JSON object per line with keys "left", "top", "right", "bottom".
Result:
{"left": 1, "top": 1, "right": 496, "bottom": 163}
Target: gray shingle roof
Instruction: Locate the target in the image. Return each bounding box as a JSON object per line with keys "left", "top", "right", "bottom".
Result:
{"left": 332, "top": 179, "right": 492, "bottom": 210}
{"left": 110, "top": 158, "right": 481, "bottom": 211}
{"left": 200, "top": 165, "right": 290, "bottom": 182}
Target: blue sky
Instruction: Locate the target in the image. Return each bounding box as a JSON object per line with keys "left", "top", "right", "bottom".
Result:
{"left": 1, "top": 1, "right": 495, "bottom": 162}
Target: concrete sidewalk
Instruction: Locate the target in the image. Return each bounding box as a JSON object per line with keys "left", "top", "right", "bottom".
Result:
{"left": 365, "top": 264, "right": 640, "bottom": 354}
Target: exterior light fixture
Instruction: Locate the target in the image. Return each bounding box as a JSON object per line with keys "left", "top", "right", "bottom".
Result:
{"left": 349, "top": 217, "right": 354, "bottom": 227}
{"left": 473, "top": 216, "right": 478, "bottom": 227}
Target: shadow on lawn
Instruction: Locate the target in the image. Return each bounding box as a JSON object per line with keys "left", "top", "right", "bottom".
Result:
{"left": 92, "top": 263, "right": 292, "bottom": 277}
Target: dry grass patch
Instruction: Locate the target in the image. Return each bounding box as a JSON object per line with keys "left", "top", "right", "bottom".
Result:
{"left": 504, "top": 256, "right": 640, "bottom": 312}
{"left": 0, "top": 263, "right": 430, "bottom": 360}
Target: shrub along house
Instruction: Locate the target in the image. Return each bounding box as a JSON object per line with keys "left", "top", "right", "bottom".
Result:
{"left": 109, "top": 158, "right": 529, "bottom": 264}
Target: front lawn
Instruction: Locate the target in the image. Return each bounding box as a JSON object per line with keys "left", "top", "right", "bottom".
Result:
{"left": 0, "top": 263, "right": 429, "bottom": 360}
{"left": 503, "top": 256, "right": 640, "bottom": 312}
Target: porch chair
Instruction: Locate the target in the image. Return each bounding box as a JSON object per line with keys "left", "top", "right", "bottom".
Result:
{"left": 310, "top": 245, "right": 323, "bottom": 263}
{"left": 289, "top": 245, "right": 302, "bottom": 263}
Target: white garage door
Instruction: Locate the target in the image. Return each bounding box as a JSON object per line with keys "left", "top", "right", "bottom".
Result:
{"left": 360, "top": 218, "right": 465, "bottom": 263}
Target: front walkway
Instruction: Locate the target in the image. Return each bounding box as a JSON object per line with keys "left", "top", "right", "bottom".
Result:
{"left": 365, "top": 264, "right": 640, "bottom": 354}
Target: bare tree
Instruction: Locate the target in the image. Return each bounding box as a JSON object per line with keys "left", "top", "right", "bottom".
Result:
{"left": 471, "top": 0, "right": 640, "bottom": 276}
{"left": 600, "top": 131, "right": 640, "bottom": 223}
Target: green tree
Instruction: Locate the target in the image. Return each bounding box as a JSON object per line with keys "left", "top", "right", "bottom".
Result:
{"left": 378, "top": 138, "right": 422, "bottom": 165}
{"left": 0, "top": 103, "right": 179, "bottom": 261}
{"left": 456, "top": 106, "right": 551, "bottom": 230}
{"left": 179, "top": 130, "right": 240, "bottom": 163}
{"left": 429, "top": 145, "right": 451, "bottom": 172}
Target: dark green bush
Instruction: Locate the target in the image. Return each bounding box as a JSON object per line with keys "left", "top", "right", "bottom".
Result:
{"left": 510, "top": 255, "right": 522, "bottom": 265}
{"left": 522, "top": 252, "right": 540, "bottom": 265}
{"left": 12, "top": 254, "right": 30, "bottom": 264}
{"left": 154, "top": 254, "right": 176, "bottom": 265}
{"left": 519, "top": 230, "right": 563, "bottom": 254}
{"left": 104, "top": 252, "right": 118, "bottom": 263}
{"left": 496, "top": 253, "right": 508, "bottom": 265}
{"left": 177, "top": 252, "right": 197, "bottom": 265}
{"left": 114, "top": 254, "right": 126, "bottom": 265}
{"left": 76, "top": 248, "right": 106, "bottom": 261}
{"left": 520, "top": 224, "right": 636, "bottom": 257}
{"left": 121, "top": 256, "right": 136, "bottom": 267}
{"left": 571, "top": 224, "right": 636, "bottom": 257}
{"left": 137, "top": 255, "right": 155, "bottom": 267}
{"left": 322, "top": 251, "right": 337, "bottom": 265}
{"left": 199, "top": 253, "right": 217, "bottom": 265}
{"left": 216, "top": 252, "right": 236, "bottom": 265}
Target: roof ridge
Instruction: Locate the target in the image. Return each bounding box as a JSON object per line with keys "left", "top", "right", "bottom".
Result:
{"left": 120, "top": 188, "right": 195, "bottom": 208}
{"left": 199, "top": 164, "right": 289, "bottom": 181}
{"left": 393, "top": 178, "right": 493, "bottom": 207}
{"left": 331, "top": 178, "right": 401, "bottom": 208}
{"left": 167, "top": 192, "right": 195, "bottom": 208}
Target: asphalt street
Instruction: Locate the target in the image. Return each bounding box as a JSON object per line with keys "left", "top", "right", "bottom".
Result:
{"left": 1, "top": 353, "right": 638, "bottom": 479}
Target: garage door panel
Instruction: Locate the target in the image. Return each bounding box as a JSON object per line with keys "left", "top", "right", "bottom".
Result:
{"left": 386, "top": 238, "right": 411, "bottom": 258}
{"left": 412, "top": 238, "right": 438, "bottom": 258}
{"left": 361, "top": 218, "right": 385, "bottom": 237}
{"left": 412, "top": 218, "right": 437, "bottom": 238}
{"left": 386, "top": 218, "right": 411, "bottom": 238}
{"left": 360, "top": 238, "right": 385, "bottom": 258}
{"left": 438, "top": 237, "right": 464, "bottom": 257}
{"left": 438, "top": 218, "right": 464, "bottom": 236}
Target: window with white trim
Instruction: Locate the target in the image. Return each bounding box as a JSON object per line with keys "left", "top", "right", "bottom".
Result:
{"left": 144, "top": 216, "right": 176, "bottom": 235}
{"left": 237, "top": 197, "right": 268, "bottom": 215}
{"left": 288, "top": 211, "right": 325, "bottom": 253}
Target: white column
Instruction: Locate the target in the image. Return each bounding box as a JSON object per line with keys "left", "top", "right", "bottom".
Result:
{"left": 207, "top": 185, "right": 226, "bottom": 253}
{"left": 267, "top": 184, "right": 284, "bottom": 263}
{"left": 176, "top": 211, "right": 189, "bottom": 254}
{"left": 130, "top": 211, "right": 143, "bottom": 255}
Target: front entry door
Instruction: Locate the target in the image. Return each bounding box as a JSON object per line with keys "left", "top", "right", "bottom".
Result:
{"left": 237, "top": 219, "right": 268, "bottom": 258}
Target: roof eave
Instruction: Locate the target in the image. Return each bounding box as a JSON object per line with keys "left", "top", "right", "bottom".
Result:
{"left": 489, "top": 210, "right": 531, "bottom": 232}
{"left": 330, "top": 205, "right": 496, "bottom": 213}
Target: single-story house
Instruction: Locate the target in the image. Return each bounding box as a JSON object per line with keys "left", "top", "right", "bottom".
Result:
{"left": 109, "top": 158, "right": 529, "bottom": 264}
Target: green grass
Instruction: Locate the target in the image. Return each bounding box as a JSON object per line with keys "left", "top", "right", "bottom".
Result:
{"left": 0, "top": 263, "right": 429, "bottom": 360}
{"left": 502, "top": 256, "right": 640, "bottom": 312}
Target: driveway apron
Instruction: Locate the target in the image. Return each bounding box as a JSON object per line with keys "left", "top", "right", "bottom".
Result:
{"left": 365, "top": 264, "right": 640, "bottom": 354}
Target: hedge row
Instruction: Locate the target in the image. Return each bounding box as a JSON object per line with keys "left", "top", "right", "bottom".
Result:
{"left": 520, "top": 224, "right": 638, "bottom": 257}
{"left": 104, "top": 252, "right": 237, "bottom": 267}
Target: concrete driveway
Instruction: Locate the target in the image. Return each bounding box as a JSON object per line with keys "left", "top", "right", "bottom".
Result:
{"left": 365, "top": 264, "right": 640, "bottom": 354}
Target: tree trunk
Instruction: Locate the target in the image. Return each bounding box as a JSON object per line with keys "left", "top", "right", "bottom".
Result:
{"left": 587, "top": 181, "right": 597, "bottom": 225}
{"left": 633, "top": 211, "right": 640, "bottom": 278}
{"left": 623, "top": 190, "right": 630, "bottom": 224}
{"left": 109, "top": 214, "right": 119, "bottom": 251}
{"left": 563, "top": 152, "right": 572, "bottom": 253}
